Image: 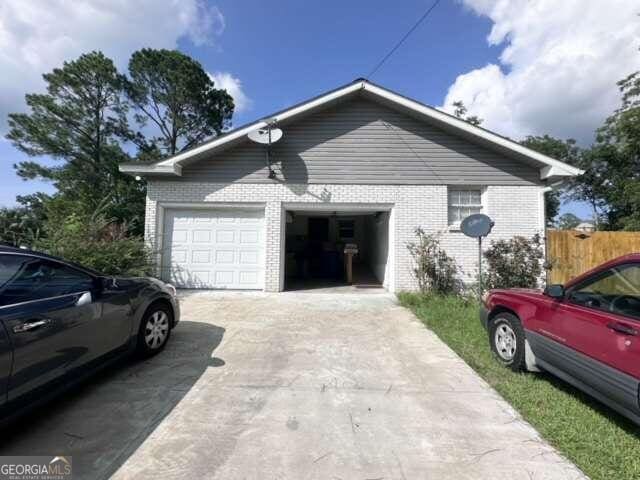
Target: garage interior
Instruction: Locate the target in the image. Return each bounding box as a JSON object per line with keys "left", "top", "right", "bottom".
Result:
{"left": 284, "top": 210, "right": 390, "bottom": 291}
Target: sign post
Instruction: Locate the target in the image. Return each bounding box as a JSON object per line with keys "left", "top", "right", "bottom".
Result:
{"left": 478, "top": 235, "right": 483, "bottom": 295}
{"left": 460, "top": 214, "right": 495, "bottom": 299}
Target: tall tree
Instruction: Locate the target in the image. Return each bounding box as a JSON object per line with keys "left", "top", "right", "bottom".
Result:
{"left": 6, "top": 51, "right": 144, "bottom": 228}
{"left": 552, "top": 69, "right": 640, "bottom": 231}
{"left": 557, "top": 212, "right": 582, "bottom": 230}
{"left": 593, "top": 70, "right": 640, "bottom": 230}
{"left": 126, "top": 49, "right": 235, "bottom": 157}
{"left": 452, "top": 100, "right": 483, "bottom": 126}
{"left": 520, "top": 135, "right": 580, "bottom": 226}
{"left": 565, "top": 144, "right": 615, "bottom": 229}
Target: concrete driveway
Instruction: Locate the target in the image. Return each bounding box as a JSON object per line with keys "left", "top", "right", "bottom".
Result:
{"left": 0, "top": 292, "right": 585, "bottom": 480}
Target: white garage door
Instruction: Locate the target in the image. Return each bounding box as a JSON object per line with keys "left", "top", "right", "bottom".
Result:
{"left": 162, "top": 208, "right": 264, "bottom": 289}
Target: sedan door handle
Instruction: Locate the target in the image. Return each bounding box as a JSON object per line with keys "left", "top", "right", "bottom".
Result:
{"left": 13, "top": 318, "right": 52, "bottom": 333}
{"left": 607, "top": 322, "right": 638, "bottom": 336}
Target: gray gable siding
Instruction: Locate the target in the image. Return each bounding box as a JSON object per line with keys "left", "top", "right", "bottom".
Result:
{"left": 178, "top": 96, "right": 540, "bottom": 185}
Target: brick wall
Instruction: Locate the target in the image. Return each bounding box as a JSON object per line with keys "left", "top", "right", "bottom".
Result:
{"left": 146, "top": 182, "right": 543, "bottom": 292}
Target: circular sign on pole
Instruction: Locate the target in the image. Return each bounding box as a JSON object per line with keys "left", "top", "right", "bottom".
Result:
{"left": 460, "top": 213, "right": 494, "bottom": 299}
{"left": 461, "top": 213, "right": 494, "bottom": 238}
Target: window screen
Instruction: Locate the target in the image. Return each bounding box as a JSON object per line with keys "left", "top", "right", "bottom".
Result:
{"left": 448, "top": 189, "right": 482, "bottom": 225}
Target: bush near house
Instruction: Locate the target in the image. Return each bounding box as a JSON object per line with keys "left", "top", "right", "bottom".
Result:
{"left": 484, "top": 234, "right": 545, "bottom": 289}
{"left": 34, "top": 212, "right": 152, "bottom": 277}
{"left": 398, "top": 292, "right": 640, "bottom": 480}
{"left": 408, "top": 229, "right": 544, "bottom": 294}
{"left": 406, "top": 228, "right": 460, "bottom": 295}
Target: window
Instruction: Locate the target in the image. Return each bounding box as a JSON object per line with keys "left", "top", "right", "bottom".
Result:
{"left": 448, "top": 188, "right": 482, "bottom": 225}
{"left": 569, "top": 264, "right": 640, "bottom": 320}
{"left": 0, "top": 255, "right": 95, "bottom": 307}
{"left": 338, "top": 220, "right": 355, "bottom": 240}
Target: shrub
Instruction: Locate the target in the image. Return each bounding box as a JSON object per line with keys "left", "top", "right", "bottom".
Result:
{"left": 0, "top": 206, "right": 42, "bottom": 247}
{"left": 35, "top": 213, "right": 153, "bottom": 277}
{"left": 407, "top": 228, "right": 459, "bottom": 295}
{"left": 484, "top": 234, "right": 544, "bottom": 289}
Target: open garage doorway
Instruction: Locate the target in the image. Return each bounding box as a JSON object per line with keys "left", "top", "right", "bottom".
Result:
{"left": 283, "top": 208, "right": 391, "bottom": 292}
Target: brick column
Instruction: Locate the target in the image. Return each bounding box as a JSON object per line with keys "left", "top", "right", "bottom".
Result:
{"left": 264, "top": 201, "right": 283, "bottom": 291}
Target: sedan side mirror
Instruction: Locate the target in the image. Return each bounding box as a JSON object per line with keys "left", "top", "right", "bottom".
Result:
{"left": 544, "top": 284, "right": 565, "bottom": 299}
{"left": 101, "top": 276, "right": 119, "bottom": 290}
{"left": 75, "top": 291, "right": 93, "bottom": 307}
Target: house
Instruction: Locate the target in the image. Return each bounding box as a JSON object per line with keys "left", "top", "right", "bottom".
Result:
{"left": 120, "top": 79, "right": 583, "bottom": 293}
{"left": 575, "top": 222, "right": 596, "bottom": 233}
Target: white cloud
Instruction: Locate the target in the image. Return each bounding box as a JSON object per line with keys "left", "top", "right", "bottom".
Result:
{"left": 441, "top": 0, "right": 640, "bottom": 144}
{"left": 208, "top": 72, "right": 252, "bottom": 113}
{"left": 0, "top": 0, "right": 226, "bottom": 131}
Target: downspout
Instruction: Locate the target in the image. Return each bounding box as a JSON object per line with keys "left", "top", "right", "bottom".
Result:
{"left": 541, "top": 181, "right": 564, "bottom": 286}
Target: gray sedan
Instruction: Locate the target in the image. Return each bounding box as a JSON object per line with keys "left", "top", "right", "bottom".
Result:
{"left": 0, "top": 246, "right": 179, "bottom": 424}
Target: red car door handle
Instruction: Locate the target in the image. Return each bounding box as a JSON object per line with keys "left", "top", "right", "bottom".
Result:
{"left": 607, "top": 322, "right": 638, "bottom": 336}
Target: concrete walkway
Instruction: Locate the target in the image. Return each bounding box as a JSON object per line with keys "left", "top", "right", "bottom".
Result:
{"left": 1, "top": 292, "right": 585, "bottom": 479}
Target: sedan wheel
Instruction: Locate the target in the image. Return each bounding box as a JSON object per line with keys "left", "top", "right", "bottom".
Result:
{"left": 137, "top": 304, "right": 173, "bottom": 356}
{"left": 145, "top": 311, "right": 170, "bottom": 349}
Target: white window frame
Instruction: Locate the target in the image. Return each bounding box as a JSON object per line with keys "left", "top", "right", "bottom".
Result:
{"left": 447, "top": 187, "right": 486, "bottom": 230}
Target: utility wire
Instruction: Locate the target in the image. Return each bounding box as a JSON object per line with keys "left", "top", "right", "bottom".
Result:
{"left": 381, "top": 121, "right": 445, "bottom": 184}
{"left": 366, "top": 0, "right": 442, "bottom": 79}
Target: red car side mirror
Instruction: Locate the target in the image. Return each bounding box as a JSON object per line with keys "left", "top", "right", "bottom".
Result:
{"left": 544, "top": 284, "right": 565, "bottom": 299}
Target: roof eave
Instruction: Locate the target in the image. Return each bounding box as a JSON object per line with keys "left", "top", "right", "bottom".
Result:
{"left": 540, "top": 164, "right": 585, "bottom": 182}
{"left": 119, "top": 163, "right": 182, "bottom": 176}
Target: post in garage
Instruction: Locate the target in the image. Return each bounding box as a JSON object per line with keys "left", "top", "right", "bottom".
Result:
{"left": 344, "top": 243, "right": 359, "bottom": 284}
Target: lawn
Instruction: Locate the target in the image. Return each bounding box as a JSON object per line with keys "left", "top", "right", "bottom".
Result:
{"left": 398, "top": 292, "right": 640, "bottom": 480}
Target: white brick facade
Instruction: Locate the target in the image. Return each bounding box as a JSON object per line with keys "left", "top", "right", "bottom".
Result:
{"left": 145, "top": 181, "right": 544, "bottom": 292}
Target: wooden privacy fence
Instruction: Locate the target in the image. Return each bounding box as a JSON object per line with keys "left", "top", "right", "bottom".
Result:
{"left": 547, "top": 230, "right": 640, "bottom": 284}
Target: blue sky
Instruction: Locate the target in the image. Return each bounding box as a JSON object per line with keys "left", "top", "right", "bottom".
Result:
{"left": 198, "top": 0, "right": 500, "bottom": 121}
{"left": 2, "top": 0, "right": 637, "bottom": 219}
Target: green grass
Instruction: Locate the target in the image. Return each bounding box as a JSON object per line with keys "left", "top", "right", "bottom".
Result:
{"left": 398, "top": 292, "right": 640, "bottom": 480}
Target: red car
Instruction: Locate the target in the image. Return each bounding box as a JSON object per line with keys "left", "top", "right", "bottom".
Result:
{"left": 481, "top": 254, "right": 640, "bottom": 424}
